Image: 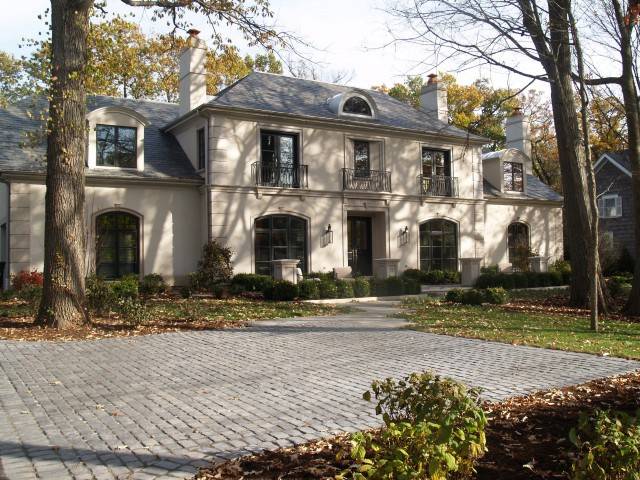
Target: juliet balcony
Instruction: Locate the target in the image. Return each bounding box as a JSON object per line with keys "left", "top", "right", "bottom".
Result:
{"left": 342, "top": 168, "right": 392, "bottom": 192}
{"left": 252, "top": 162, "right": 308, "bottom": 188}
{"left": 418, "top": 175, "right": 459, "bottom": 197}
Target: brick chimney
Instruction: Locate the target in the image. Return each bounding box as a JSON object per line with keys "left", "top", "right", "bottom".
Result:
{"left": 419, "top": 74, "right": 448, "bottom": 123}
{"left": 505, "top": 107, "right": 532, "bottom": 162}
{"left": 179, "top": 29, "right": 208, "bottom": 116}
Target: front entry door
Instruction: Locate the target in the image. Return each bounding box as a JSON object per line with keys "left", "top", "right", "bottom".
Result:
{"left": 348, "top": 216, "right": 373, "bottom": 276}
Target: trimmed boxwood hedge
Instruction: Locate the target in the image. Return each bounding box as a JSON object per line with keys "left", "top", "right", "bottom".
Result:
{"left": 475, "top": 271, "right": 564, "bottom": 290}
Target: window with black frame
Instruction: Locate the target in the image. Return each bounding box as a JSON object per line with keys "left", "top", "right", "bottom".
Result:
{"left": 354, "top": 140, "right": 370, "bottom": 177}
{"left": 507, "top": 222, "right": 530, "bottom": 265}
{"left": 421, "top": 148, "right": 450, "bottom": 177}
{"left": 96, "top": 125, "right": 137, "bottom": 168}
{"left": 419, "top": 219, "right": 458, "bottom": 272}
{"left": 260, "top": 131, "right": 299, "bottom": 187}
{"left": 95, "top": 212, "right": 140, "bottom": 279}
{"left": 503, "top": 161, "right": 524, "bottom": 192}
{"left": 343, "top": 96, "right": 372, "bottom": 116}
{"left": 254, "top": 215, "right": 307, "bottom": 276}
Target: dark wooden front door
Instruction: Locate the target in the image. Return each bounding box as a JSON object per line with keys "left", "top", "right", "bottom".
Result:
{"left": 348, "top": 216, "right": 373, "bottom": 276}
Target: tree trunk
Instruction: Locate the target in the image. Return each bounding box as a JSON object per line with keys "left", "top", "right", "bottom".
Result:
{"left": 36, "top": 0, "right": 93, "bottom": 328}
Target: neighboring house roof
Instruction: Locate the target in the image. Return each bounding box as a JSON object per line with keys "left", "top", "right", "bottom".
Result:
{"left": 481, "top": 149, "right": 563, "bottom": 202}
{"left": 0, "top": 96, "right": 202, "bottom": 182}
{"left": 595, "top": 151, "right": 632, "bottom": 177}
{"left": 203, "top": 72, "right": 487, "bottom": 143}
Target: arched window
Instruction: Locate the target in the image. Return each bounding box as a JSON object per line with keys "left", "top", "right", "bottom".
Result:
{"left": 507, "top": 222, "right": 530, "bottom": 266}
{"left": 255, "top": 215, "right": 307, "bottom": 276}
{"left": 96, "top": 211, "right": 140, "bottom": 279}
{"left": 343, "top": 96, "right": 372, "bottom": 116}
{"left": 419, "top": 219, "right": 458, "bottom": 272}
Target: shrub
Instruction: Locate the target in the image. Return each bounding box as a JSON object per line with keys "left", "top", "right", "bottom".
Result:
{"left": 475, "top": 271, "right": 566, "bottom": 290}
{"left": 550, "top": 259, "right": 572, "bottom": 284}
{"left": 373, "top": 276, "right": 404, "bottom": 296}
{"left": 117, "top": 297, "right": 150, "bottom": 326}
{"left": 608, "top": 275, "right": 632, "bottom": 298}
{"left": 335, "top": 280, "right": 354, "bottom": 298}
{"left": 193, "top": 240, "right": 234, "bottom": 291}
{"left": 318, "top": 279, "right": 338, "bottom": 299}
{"left": 263, "top": 280, "right": 298, "bottom": 301}
{"left": 444, "top": 270, "right": 462, "bottom": 283}
{"left": 139, "top": 273, "right": 167, "bottom": 296}
{"left": 352, "top": 277, "right": 370, "bottom": 298}
{"left": 307, "top": 271, "right": 334, "bottom": 281}
{"left": 570, "top": 409, "right": 640, "bottom": 480}
{"left": 211, "top": 283, "right": 231, "bottom": 299}
{"left": 179, "top": 285, "right": 192, "bottom": 299}
{"left": 483, "top": 287, "right": 508, "bottom": 305}
{"left": 402, "top": 278, "right": 421, "bottom": 295}
{"left": 297, "top": 279, "right": 320, "bottom": 300}
{"left": 86, "top": 275, "right": 116, "bottom": 315}
{"left": 462, "top": 289, "right": 485, "bottom": 305}
{"left": 17, "top": 285, "right": 42, "bottom": 314}
{"left": 513, "top": 272, "right": 529, "bottom": 289}
{"left": 11, "top": 270, "right": 43, "bottom": 291}
{"left": 481, "top": 265, "right": 500, "bottom": 274}
{"left": 110, "top": 274, "right": 139, "bottom": 299}
{"left": 445, "top": 288, "right": 466, "bottom": 303}
{"left": 424, "top": 269, "right": 446, "bottom": 284}
{"left": 347, "top": 372, "right": 486, "bottom": 480}
{"left": 401, "top": 269, "right": 426, "bottom": 283}
{"left": 231, "top": 273, "right": 273, "bottom": 294}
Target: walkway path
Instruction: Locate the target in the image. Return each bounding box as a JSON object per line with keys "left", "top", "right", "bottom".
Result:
{"left": 1, "top": 301, "right": 638, "bottom": 479}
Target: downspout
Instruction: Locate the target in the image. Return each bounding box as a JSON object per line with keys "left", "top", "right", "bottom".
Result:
{"left": 198, "top": 107, "right": 212, "bottom": 243}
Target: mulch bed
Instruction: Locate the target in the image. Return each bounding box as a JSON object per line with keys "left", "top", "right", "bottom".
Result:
{"left": 195, "top": 371, "right": 640, "bottom": 479}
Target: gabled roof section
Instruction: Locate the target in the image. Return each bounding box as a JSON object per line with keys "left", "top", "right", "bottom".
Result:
{"left": 595, "top": 151, "right": 632, "bottom": 177}
{"left": 0, "top": 96, "right": 202, "bottom": 182}
{"left": 205, "top": 72, "right": 487, "bottom": 142}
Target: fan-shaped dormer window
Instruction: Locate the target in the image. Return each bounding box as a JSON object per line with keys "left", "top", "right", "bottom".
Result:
{"left": 343, "top": 96, "right": 372, "bottom": 116}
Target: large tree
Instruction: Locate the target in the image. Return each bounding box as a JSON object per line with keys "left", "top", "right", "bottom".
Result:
{"left": 39, "top": 0, "right": 291, "bottom": 328}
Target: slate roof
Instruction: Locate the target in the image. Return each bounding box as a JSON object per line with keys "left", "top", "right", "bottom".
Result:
{"left": 481, "top": 150, "right": 563, "bottom": 202}
{"left": 0, "top": 96, "right": 201, "bottom": 182}
{"left": 206, "top": 72, "right": 486, "bottom": 142}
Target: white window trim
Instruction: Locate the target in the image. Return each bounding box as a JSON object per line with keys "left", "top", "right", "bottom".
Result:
{"left": 598, "top": 193, "right": 622, "bottom": 218}
{"left": 87, "top": 107, "right": 148, "bottom": 172}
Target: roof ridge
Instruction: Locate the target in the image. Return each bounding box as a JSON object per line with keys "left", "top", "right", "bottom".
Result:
{"left": 250, "top": 70, "right": 382, "bottom": 93}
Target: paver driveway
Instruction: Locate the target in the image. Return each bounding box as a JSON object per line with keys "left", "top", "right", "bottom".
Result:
{"left": 1, "top": 301, "right": 638, "bottom": 480}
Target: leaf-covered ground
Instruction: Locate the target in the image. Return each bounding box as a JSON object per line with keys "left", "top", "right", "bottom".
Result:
{"left": 194, "top": 371, "right": 640, "bottom": 479}
{"left": 0, "top": 297, "right": 346, "bottom": 342}
{"left": 401, "top": 291, "right": 640, "bottom": 359}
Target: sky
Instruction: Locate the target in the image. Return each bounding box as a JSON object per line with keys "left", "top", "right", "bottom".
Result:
{"left": 0, "top": 0, "right": 544, "bottom": 92}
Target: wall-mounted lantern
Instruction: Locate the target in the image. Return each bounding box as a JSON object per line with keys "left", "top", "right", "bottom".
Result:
{"left": 322, "top": 224, "right": 334, "bottom": 247}
{"left": 399, "top": 226, "right": 409, "bottom": 246}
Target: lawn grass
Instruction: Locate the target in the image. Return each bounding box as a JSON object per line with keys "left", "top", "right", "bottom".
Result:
{"left": 401, "top": 299, "right": 640, "bottom": 360}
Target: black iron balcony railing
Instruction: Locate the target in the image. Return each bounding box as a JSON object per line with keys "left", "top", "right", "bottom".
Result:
{"left": 252, "top": 162, "right": 308, "bottom": 188}
{"left": 418, "top": 175, "right": 459, "bottom": 197}
{"left": 342, "top": 168, "right": 392, "bottom": 192}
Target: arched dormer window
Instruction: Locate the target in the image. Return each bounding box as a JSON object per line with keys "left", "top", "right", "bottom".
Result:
{"left": 87, "top": 106, "right": 148, "bottom": 172}
{"left": 343, "top": 96, "right": 372, "bottom": 116}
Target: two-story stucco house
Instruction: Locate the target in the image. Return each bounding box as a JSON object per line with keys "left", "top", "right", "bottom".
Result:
{"left": 0, "top": 31, "right": 563, "bottom": 288}
{"left": 595, "top": 151, "right": 636, "bottom": 262}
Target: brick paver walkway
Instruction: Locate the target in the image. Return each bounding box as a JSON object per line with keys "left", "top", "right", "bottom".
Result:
{"left": 1, "top": 301, "right": 638, "bottom": 479}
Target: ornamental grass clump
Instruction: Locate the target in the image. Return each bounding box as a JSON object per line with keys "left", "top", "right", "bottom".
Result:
{"left": 340, "top": 372, "right": 487, "bottom": 479}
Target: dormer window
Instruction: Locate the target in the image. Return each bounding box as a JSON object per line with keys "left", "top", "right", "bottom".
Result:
{"left": 503, "top": 161, "right": 524, "bottom": 192}
{"left": 343, "top": 96, "right": 372, "bottom": 116}
{"left": 96, "top": 125, "right": 137, "bottom": 168}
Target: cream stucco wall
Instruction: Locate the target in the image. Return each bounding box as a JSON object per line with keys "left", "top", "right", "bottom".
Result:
{"left": 7, "top": 181, "right": 202, "bottom": 285}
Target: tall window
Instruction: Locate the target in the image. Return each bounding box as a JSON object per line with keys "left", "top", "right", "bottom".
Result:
{"left": 421, "top": 148, "right": 450, "bottom": 177}
{"left": 197, "top": 127, "right": 206, "bottom": 170}
{"left": 354, "top": 140, "right": 370, "bottom": 177}
{"left": 96, "top": 212, "right": 140, "bottom": 279}
{"left": 96, "top": 125, "right": 137, "bottom": 168}
{"left": 503, "top": 161, "right": 524, "bottom": 192}
{"left": 255, "top": 215, "right": 307, "bottom": 276}
{"left": 597, "top": 194, "right": 622, "bottom": 218}
{"left": 343, "top": 96, "right": 372, "bottom": 116}
{"left": 507, "top": 222, "right": 530, "bottom": 265}
{"left": 419, "top": 219, "right": 458, "bottom": 272}
{"left": 260, "top": 131, "right": 300, "bottom": 187}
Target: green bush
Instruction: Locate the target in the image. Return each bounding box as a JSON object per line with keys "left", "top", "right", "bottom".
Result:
{"left": 117, "top": 297, "right": 150, "bottom": 325}
{"left": 570, "top": 409, "right": 640, "bottom": 480}
{"left": 297, "top": 279, "right": 320, "bottom": 300}
{"left": 86, "top": 275, "right": 116, "bottom": 315}
{"left": 307, "top": 271, "right": 334, "bottom": 281}
{"left": 139, "top": 273, "right": 167, "bottom": 296}
{"left": 318, "top": 279, "right": 338, "bottom": 299}
{"left": 475, "top": 271, "right": 565, "bottom": 290}
{"left": 336, "top": 280, "right": 354, "bottom": 298}
{"left": 231, "top": 273, "right": 273, "bottom": 293}
{"left": 110, "top": 274, "right": 139, "bottom": 299}
{"left": 424, "top": 269, "right": 446, "bottom": 284}
{"left": 263, "top": 280, "right": 299, "bottom": 301}
{"left": 462, "top": 289, "right": 485, "bottom": 305}
{"left": 401, "top": 268, "right": 425, "bottom": 283}
{"left": 211, "top": 283, "right": 231, "bottom": 299}
{"left": 353, "top": 277, "right": 371, "bottom": 298}
{"left": 17, "top": 285, "right": 43, "bottom": 314}
{"left": 513, "top": 272, "right": 529, "bottom": 289}
{"left": 372, "top": 276, "right": 404, "bottom": 296}
{"left": 481, "top": 265, "right": 500, "bottom": 274}
{"left": 192, "top": 240, "right": 234, "bottom": 292}
{"left": 550, "top": 259, "right": 572, "bottom": 284}
{"left": 445, "top": 288, "right": 466, "bottom": 303}
{"left": 346, "top": 372, "right": 486, "bottom": 480}
{"left": 608, "top": 275, "right": 632, "bottom": 298}
{"left": 179, "top": 285, "right": 192, "bottom": 299}
{"left": 483, "top": 287, "right": 508, "bottom": 305}
{"left": 402, "top": 278, "right": 422, "bottom": 295}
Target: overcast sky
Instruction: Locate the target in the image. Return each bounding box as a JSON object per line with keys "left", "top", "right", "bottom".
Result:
{"left": 0, "top": 0, "right": 543, "bottom": 92}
